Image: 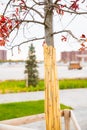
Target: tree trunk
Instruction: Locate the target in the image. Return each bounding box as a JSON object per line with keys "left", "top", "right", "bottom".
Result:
{"left": 25, "top": 74, "right": 28, "bottom": 87}
{"left": 44, "top": 0, "right": 54, "bottom": 47}
{"left": 44, "top": 1, "right": 61, "bottom": 130}
{"left": 44, "top": 45, "right": 61, "bottom": 130}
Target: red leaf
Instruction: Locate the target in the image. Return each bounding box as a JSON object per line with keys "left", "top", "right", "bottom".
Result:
{"left": 61, "top": 35, "right": 67, "bottom": 42}
{"left": 0, "top": 39, "right": 5, "bottom": 46}
{"left": 70, "top": 0, "right": 79, "bottom": 10}
{"left": 42, "top": 41, "right": 46, "bottom": 46}
{"left": 80, "top": 34, "right": 86, "bottom": 38}
{"left": 79, "top": 47, "right": 85, "bottom": 51}
{"left": 81, "top": 42, "right": 85, "bottom": 47}
{"left": 0, "top": 16, "right": 12, "bottom": 43}
{"left": 8, "top": 25, "right": 12, "bottom": 30}
{"left": 16, "top": 8, "right": 19, "bottom": 16}
{"left": 0, "top": 16, "right": 6, "bottom": 22}
{"left": 21, "top": 0, "right": 25, "bottom": 4}
{"left": 56, "top": 5, "right": 65, "bottom": 15}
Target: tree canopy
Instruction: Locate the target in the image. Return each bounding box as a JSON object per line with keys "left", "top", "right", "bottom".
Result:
{"left": 0, "top": 0, "right": 87, "bottom": 51}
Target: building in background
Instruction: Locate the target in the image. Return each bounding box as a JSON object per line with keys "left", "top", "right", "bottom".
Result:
{"left": 0, "top": 50, "right": 7, "bottom": 61}
{"left": 61, "top": 50, "right": 87, "bottom": 63}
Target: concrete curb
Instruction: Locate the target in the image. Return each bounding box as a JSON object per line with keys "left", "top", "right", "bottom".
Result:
{"left": 0, "top": 114, "right": 45, "bottom": 126}
{"left": 0, "top": 124, "right": 37, "bottom": 130}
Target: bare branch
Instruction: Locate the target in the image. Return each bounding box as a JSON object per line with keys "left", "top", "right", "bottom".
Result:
{"left": 32, "top": 0, "right": 47, "bottom": 6}
{"left": 62, "top": 9, "right": 87, "bottom": 15}
{"left": 7, "top": 36, "right": 45, "bottom": 49}
{"left": 3, "top": 0, "right": 12, "bottom": 15}
{"left": 26, "top": 6, "right": 44, "bottom": 18}
{"left": 2, "top": 0, "right": 87, "bottom": 49}
{"left": 52, "top": 30, "right": 86, "bottom": 42}
{"left": 52, "top": 30, "right": 78, "bottom": 40}
{"left": 53, "top": 4, "right": 87, "bottom": 15}
{"left": 54, "top": 0, "right": 59, "bottom": 4}
{"left": 21, "top": 20, "right": 45, "bottom": 26}
{"left": 12, "top": 2, "right": 44, "bottom": 18}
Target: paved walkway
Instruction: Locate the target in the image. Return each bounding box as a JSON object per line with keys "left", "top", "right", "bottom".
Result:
{"left": 0, "top": 89, "right": 87, "bottom": 130}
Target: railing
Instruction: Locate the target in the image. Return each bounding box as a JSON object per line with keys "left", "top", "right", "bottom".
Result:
{"left": 62, "top": 109, "right": 81, "bottom": 130}
{"left": 0, "top": 110, "right": 81, "bottom": 130}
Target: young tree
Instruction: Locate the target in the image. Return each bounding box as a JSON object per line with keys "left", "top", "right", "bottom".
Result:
{"left": 25, "top": 44, "right": 38, "bottom": 87}
{"left": 0, "top": 0, "right": 87, "bottom": 130}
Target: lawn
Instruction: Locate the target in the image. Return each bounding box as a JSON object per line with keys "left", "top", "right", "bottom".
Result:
{"left": 59, "top": 78, "right": 87, "bottom": 89}
{"left": 0, "top": 100, "right": 72, "bottom": 121}
{"left": 0, "top": 79, "right": 87, "bottom": 93}
{"left": 0, "top": 80, "right": 44, "bottom": 93}
{"left": 0, "top": 80, "right": 74, "bottom": 121}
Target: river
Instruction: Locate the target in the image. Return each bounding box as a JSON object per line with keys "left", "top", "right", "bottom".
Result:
{"left": 0, "top": 62, "right": 87, "bottom": 80}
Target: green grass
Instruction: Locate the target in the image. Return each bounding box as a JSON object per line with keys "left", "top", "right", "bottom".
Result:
{"left": 0, "top": 80, "right": 44, "bottom": 93}
{"left": 0, "top": 80, "right": 74, "bottom": 121}
{"left": 59, "top": 79, "right": 87, "bottom": 89}
{"left": 0, "top": 100, "right": 72, "bottom": 121}
{"left": 0, "top": 79, "right": 87, "bottom": 94}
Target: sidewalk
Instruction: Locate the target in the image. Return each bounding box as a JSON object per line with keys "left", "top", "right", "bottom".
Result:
{"left": 0, "top": 89, "right": 87, "bottom": 130}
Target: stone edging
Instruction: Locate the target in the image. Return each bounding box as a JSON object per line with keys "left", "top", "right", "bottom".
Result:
{"left": 0, "top": 113, "right": 45, "bottom": 126}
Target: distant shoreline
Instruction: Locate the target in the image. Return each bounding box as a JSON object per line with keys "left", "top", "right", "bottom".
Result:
{"left": 0, "top": 62, "right": 87, "bottom": 80}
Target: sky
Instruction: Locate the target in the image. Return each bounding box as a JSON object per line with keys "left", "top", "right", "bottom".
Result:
{"left": 0, "top": 0, "right": 87, "bottom": 61}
